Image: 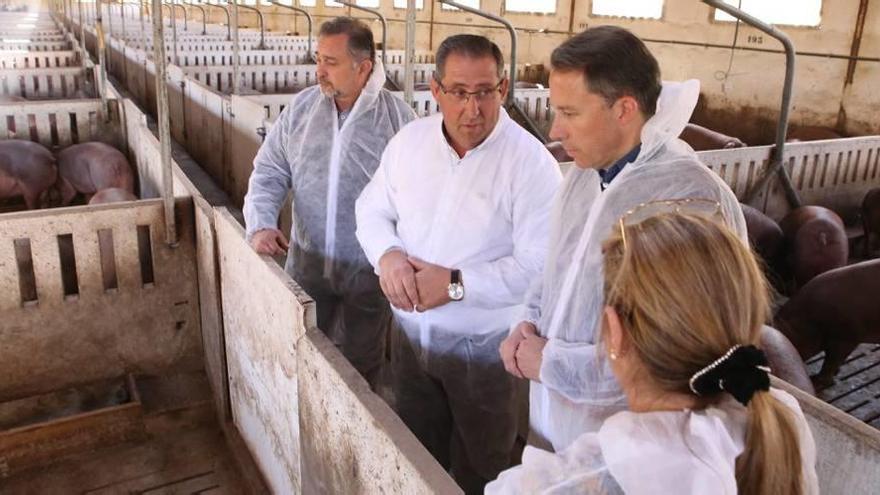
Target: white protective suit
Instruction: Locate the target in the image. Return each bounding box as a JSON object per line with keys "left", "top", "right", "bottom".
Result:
{"left": 487, "top": 388, "right": 819, "bottom": 494}
{"left": 356, "top": 108, "right": 561, "bottom": 489}
{"left": 243, "top": 60, "right": 416, "bottom": 384}
{"left": 524, "top": 80, "right": 749, "bottom": 451}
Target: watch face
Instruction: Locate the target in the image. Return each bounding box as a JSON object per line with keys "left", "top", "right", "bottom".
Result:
{"left": 448, "top": 283, "right": 464, "bottom": 301}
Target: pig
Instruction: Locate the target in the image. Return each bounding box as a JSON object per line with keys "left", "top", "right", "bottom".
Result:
{"left": 862, "top": 188, "right": 880, "bottom": 257}
{"left": 88, "top": 187, "right": 138, "bottom": 205}
{"left": 786, "top": 126, "right": 844, "bottom": 142}
{"left": 0, "top": 139, "right": 57, "bottom": 209}
{"left": 741, "top": 204, "right": 784, "bottom": 266}
{"left": 55, "top": 142, "right": 135, "bottom": 206}
{"left": 779, "top": 206, "right": 848, "bottom": 288}
{"left": 760, "top": 325, "right": 815, "bottom": 396}
{"left": 678, "top": 123, "right": 746, "bottom": 151}
{"left": 774, "top": 259, "right": 880, "bottom": 387}
{"left": 545, "top": 141, "right": 573, "bottom": 163}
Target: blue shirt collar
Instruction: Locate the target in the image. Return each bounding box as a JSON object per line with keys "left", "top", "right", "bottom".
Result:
{"left": 598, "top": 144, "right": 641, "bottom": 191}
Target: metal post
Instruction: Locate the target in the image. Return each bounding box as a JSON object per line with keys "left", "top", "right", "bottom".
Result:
{"left": 163, "top": 2, "right": 179, "bottom": 65}
{"left": 268, "top": 0, "right": 312, "bottom": 60}
{"left": 702, "top": 0, "right": 801, "bottom": 208}
{"left": 78, "top": 0, "right": 86, "bottom": 64}
{"left": 438, "top": 0, "right": 517, "bottom": 106}
{"left": 184, "top": 0, "right": 207, "bottom": 35}
{"left": 225, "top": 0, "right": 265, "bottom": 50}
{"left": 95, "top": 0, "right": 109, "bottom": 113}
{"left": 205, "top": 1, "right": 231, "bottom": 41}
{"left": 172, "top": 0, "right": 187, "bottom": 31}
{"left": 336, "top": 0, "right": 386, "bottom": 68}
{"left": 105, "top": 1, "right": 113, "bottom": 74}
{"left": 231, "top": 0, "right": 240, "bottom": 94}
{"left": 150, "top": 0, "right": 178, "bottom": 246}
{"left": 403, "top": 0, "right": 415, "bottom": 105}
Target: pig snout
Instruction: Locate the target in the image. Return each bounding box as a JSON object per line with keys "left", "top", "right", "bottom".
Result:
{"left": 679, "top": 123, "right": 747, "bottom": 151}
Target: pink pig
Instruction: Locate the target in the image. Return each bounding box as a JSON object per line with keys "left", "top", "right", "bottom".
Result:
{"left": 0, "top": 139, "right": 57, "bottom": 209}
{"left": 56, "top": 142, "right": 135, "bottom": 206}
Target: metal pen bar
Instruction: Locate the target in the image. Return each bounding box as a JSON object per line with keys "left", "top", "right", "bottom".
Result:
{"left": 231, "top": 0, "right": 240, "bottom": 94}
{"left": 702, "top": 0, "right": 801, "bottom": 208}
{"left": 404, "top": 0, "right": 416, "bottom": 105}
{"left": 437, "top": 0, "right": 517, "bottom": 106}
{"left": 267, "top": 0, "right": 312, "bottom": 60}
{"left": 162, "top": 1, "right": 179, "bottom": 65}
{"left": 336, "top": 1, "right": 387, "bottom": 68}
{"left": 200, "top": 0, "right": 231, "bottom": 40}
{"left": 223, "top": 0, "right": 265, "bottom": 50}
{"left": 184, "top": 0, "right": 207, "bottom": 35}
{"left": 150, "top": 0, "right": 178, "bottom": 246}
{"left": 171, "top": 0, "right": 188, "bottom": 31}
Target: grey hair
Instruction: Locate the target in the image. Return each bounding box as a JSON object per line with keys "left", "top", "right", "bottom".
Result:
{"left": 435, "top": 34, "right": 504, "bottom": 81}
{"left": 318, "top": 17, "right": 376, "bottom": 63}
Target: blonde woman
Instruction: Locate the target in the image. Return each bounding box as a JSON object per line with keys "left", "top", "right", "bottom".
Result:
{"left": 487, "top": 207, "right": 818, "bottom": 494}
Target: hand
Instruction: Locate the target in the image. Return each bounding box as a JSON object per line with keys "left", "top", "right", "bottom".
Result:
{"left": 250, "top": 228, "right": 289, "bottom": 256}
{"left": 500, "top": 321, "right": 535, "bottom": 378}
{"left": 515, "top": 323, "right": 547, "bottom": 382}
{"left": 379, "top": 249, "right": 419, "bottom": 312}
{"left": 409, "top": 257, "right": 452, "bottom": 311}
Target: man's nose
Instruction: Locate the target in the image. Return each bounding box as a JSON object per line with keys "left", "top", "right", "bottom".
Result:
{"left": 464, "top": 95, "right": 481, "bottom": 117}
{"left": 549, "top": 116, "right": 566, "bottom": 141}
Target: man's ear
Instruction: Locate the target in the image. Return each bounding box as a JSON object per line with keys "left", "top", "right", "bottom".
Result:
{"left": 429, "top": 75, "right": 441, "bottom": 100}
{"left": 498, "top": 76, "right": 510, "bottom": 102}
{"left": 615, "top": 95, "right": 641, "bottom": 124}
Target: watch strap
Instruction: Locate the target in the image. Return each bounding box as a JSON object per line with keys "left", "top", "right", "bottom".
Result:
{"left": 450, "top": 269, "right": 461, "bottom": 285}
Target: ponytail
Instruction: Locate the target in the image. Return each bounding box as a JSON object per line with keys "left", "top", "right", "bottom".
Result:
{"left": 736, "top": 391, "right": 804, "bottom": 495}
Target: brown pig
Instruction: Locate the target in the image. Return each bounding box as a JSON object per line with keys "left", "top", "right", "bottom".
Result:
{"left": 774, "top": 259, "right": 880, "bottom": 386}
{"left": 786, "top": 126, "right": 843, "bottom": 142}
{"left": 88, "top": 187, "right": 138, "bottom": 205}
{"left": 862, "top": 188, "right": 880, "bottom": 257}
{"left": 760, "top": 325, "right": 815, "bottom": 396}
{"left": 0, "top": 139, "right": 57, "bottom": 209}
{"left": 678, "top": 123, "right": 746, "bottom": 151}
{"left": 779, "top": 206, "right": 848, "bottom": 288}
{"left": 55, "top": 142, "right": 134, "bottom": 206}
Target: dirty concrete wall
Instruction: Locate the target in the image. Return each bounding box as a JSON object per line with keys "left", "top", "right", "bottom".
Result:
{"left": 181, "top": 0, "right": 878, "bottom": 144}
{"left": 214, "top": 207, "right": 305, "bottom": 494}
{"left": 0, "top": 199, "right": 202, "bottom": 403}
{"left": 298, "top": 328, "right": 463, "bottom": 495}
{"left": 773, "top": 378, "right": 880, "bottom": 495}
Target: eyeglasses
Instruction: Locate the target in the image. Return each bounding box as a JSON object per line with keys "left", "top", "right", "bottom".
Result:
{"left": 618, "top": 198, "right": 724, "bottom": 250}
{"left": 434, "top": 78, "right": 504, "bottom": 104}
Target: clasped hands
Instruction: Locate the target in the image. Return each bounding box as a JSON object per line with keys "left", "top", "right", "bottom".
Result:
{"left": 378, "top": 249, "right": 452, "bottom": 312}
{"left": 499, "top": 321, "right": 547, "bottom": 382}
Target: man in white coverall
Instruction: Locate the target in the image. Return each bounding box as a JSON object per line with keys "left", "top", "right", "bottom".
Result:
{"left": 499, "top": 26, "right": 747, "bottom": 452}
{"left": 243, "top": 18, "right": 415, "bottom": 388}
{"left": 355, "top": 35, "right": 561, "bottom": 494}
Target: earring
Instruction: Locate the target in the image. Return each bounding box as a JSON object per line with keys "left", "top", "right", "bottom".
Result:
{"left": 609, "top": 350, "right": 618, "bottom": 360}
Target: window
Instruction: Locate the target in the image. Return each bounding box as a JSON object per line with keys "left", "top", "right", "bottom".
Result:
{"left": 714, "top": 0, "right": 821, "bottom": 26}
{"left": 393, "top": 0, "right": 424, "bottom": 8}
{"left": 356, "top": 0, "right": 381, "bottom": 6}
{"left": 239, "top": 0, "right": 257, "bottom": 5}
{"left": 506, "top": 0, "right": 555, "bottom": 14}
{"left": 441, "top": 0, "right": 479, "bottom": 11}
{"left": 591, "top": 0, "right": 663, "bottom": 19}
{"left": 325, "top": 0, "right": 343, "bottom": 7}
{"left": 299, "top": 0, "right": 317, "bottom": 6}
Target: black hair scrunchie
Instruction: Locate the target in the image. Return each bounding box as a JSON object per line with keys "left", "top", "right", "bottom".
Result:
{"left": 689, "top": 345, "right": 771, "bottom": 406}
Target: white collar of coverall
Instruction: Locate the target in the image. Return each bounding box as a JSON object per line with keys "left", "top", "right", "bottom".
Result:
{"left": 630, "top": 79, "right": 701, "bottom": 166}
{"left": 337, "top": 58, "right": 388, "bottom": 124}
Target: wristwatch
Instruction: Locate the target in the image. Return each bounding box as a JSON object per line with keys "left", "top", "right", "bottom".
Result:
{"left": 447, "top": 269, "right": 464, "bottom": 301}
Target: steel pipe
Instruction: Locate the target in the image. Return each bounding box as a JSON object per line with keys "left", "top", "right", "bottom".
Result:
{"left": 702, "top": 0, "right": 801, "bottom": 208}
{"left": 222, "top": 0, "right": 265, "bottom": 50}
{"left": 267, "top": 0, "right": 312, "bottom": 60}
{"left": 183, "top": 0, "right": 207, "bottom": 35}
{"left": 150, "top": 0, "right": 178, "bottom": 246}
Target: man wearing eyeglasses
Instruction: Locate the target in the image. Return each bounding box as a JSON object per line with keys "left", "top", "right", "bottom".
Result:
{"left": 355, "top": 34, "right": 561, "bottom": 494}
{"left": 498, "top": 26, "right": 747, "bottom": 454}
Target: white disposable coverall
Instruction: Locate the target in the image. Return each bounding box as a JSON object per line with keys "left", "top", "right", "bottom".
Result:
{"left": 356, "top": 108, "right": 561, "bottom": 489}
{"left": 243, "top": 60, "right": 416, "bottom": 384}
{"left": 523, "top": 80, "right": 749, "bottom": 451}
{"left": 486, "top": 388, "right": 819, "bottom": 494}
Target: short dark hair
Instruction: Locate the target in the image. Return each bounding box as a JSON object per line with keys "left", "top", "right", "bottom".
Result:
{"left": 435, "top": 34, "right": 504, "bottom": 80}
{"left": 551, "top": 26, "right": 661, "bottom": 116}
{"left": 318, "top": 17, "right": 375, "bottom": 63}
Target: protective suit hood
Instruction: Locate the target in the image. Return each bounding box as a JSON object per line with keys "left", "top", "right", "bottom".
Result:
{"left": 636, "top": 80, "right": 700, "bottom": 162}
{"left": 347, "top": 58, "right": 389, "bottom": 119}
